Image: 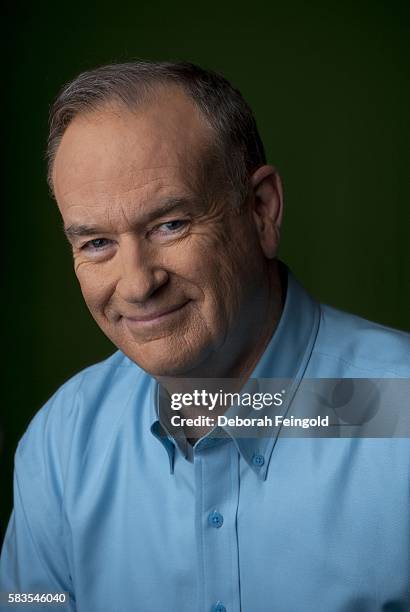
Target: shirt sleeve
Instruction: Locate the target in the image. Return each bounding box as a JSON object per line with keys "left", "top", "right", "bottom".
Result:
{"left": 0, "top": 399, "right": 77, "bottom": 611}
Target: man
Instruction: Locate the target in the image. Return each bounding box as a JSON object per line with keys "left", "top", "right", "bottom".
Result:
{"left": 0, "top": 61, "right": 409, "bottom": 611}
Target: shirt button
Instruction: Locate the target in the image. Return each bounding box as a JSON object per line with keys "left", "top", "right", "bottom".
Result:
{"left": 211, "top": 602, "right": 226, "bottom": 612}
{"left": 252, "top": 453, "right": 265, "bottom": 467}
{"left": 208, "top": 510, "right": 224, "bottom": 528}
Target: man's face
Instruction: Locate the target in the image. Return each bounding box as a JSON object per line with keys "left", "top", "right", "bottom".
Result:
{"left": 53, "top": 88, "right": 270, "bottom": 376}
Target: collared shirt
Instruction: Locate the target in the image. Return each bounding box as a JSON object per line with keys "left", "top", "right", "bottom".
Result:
{"left": 1, "top": 268, "right": 409, "bottom": 611}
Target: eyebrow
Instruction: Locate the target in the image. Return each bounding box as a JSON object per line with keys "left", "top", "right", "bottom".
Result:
{"left": 64, "top": 224, "right": 104, "bottom": 240}
{"left": 63, "top": 197, "right": 195, "bottom": 241}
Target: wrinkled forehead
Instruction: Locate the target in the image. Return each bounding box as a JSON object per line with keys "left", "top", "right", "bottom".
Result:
{"left": 52, "top": 86, "right": 216, "bottom": 209}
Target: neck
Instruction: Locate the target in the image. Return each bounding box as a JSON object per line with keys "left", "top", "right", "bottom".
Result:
{"left": 229, "top": 258, "right": 284, "bottom": 380}
{"left": 157, "top": 260, "right": 284, "bottom": 440}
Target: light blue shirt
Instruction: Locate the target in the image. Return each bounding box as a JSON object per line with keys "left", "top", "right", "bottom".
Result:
{"left": 1, "top": 268, "right": 409, "bottom": 611}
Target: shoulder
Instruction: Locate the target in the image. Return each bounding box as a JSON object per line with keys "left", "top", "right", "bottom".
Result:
{"left": 310, "top": 304, "right": 410, "bottom": 377}
{"left": 20, "top": 350, "right": 143, "bottom": 433}
{"left": 16, "top": 351, "right": 151, "bottom": 479}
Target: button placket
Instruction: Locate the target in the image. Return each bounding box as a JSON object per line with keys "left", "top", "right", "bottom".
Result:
{"left": 194, "top": 442, "right": 240, "bottom": 612}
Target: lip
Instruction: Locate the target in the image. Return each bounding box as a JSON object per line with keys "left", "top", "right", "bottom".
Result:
{"left": 122, "top": 301, "right": 190, "bottom": 327}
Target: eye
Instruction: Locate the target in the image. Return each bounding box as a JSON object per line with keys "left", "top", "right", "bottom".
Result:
{"left": 82, "top": 238, "right": 112, "bottom": 251}
{"left": 158, "top": 220, "right": 188, "bottom": 233}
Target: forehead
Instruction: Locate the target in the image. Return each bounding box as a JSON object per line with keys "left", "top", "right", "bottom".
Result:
{"left": 52, "top": 87, "right": 213, "bottom": 217}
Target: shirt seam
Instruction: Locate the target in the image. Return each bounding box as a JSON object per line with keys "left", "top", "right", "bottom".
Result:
{"left": 13, "top": 463, "right": 69, "bottom": 592}
{"left": 312, "top": 349, "right": 403, "bottom": 376}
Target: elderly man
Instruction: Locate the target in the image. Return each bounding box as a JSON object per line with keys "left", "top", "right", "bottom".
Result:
{"left": 1, "top": 61, "right": 409, "bottom": 612}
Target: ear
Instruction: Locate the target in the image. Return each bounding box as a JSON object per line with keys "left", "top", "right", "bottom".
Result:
{"left": 250, "top": 165, "right": 284, "bottom": 259}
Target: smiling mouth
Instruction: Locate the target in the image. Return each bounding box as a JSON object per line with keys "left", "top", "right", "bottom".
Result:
{"left": 122, "top": 301, "right": 190, "bottom": 328}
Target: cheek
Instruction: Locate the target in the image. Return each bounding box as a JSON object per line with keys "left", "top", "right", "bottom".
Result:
{"left": 186, "top": 236, "right": 250, "bottom": 327}
{"left": 214, "top": 226, "right": 258, "bottom": 298}
{"left": 75, "top": 264, "right": 115, "bottom": 316}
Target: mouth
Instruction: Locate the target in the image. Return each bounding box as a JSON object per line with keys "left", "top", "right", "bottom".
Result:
{"left": 122, "top": 301, "right": 191, "bottom": 329}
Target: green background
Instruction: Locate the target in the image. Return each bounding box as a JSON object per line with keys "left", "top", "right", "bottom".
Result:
{"left": 2, "top": 0, "right": 409, "bottom": 541}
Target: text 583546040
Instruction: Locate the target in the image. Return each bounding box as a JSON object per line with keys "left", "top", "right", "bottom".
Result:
{"left": 1, "top": 592, "right": 68, "bottom": 606}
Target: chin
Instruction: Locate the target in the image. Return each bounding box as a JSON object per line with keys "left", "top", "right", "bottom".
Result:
{"left": 133, "top": 356, "right": 201, "bottom": 378}
{"left": 122, "top": 342, "right": 208, "bottom": 378}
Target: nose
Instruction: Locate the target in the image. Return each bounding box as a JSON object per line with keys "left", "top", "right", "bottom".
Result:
{"left": 115, "top": 235, "right": 169, "bottom": 303}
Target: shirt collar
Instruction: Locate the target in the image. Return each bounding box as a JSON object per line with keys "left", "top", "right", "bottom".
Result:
{"left": 150, "top": 262, "right": 320, "bottom": 479}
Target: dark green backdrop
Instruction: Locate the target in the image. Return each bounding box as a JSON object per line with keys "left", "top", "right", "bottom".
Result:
{"left": 2, "top": 1, "right": 409, "bottom": 541}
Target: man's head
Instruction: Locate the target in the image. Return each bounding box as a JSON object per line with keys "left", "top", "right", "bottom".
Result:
{"left": 49, "top": 61, "right": 283, "bottom": 377}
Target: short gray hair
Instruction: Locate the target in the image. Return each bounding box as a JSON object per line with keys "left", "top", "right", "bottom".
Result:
{"left": 47, "top": 60, "right": 267, "bottom": 203}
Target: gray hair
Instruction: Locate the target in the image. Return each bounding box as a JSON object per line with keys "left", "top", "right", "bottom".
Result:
{"left": 46, "top": 60, "right": 267, "bottom": 203}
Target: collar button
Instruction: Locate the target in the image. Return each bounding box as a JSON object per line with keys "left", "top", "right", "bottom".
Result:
{"left": 252, "top": 453, "right": 265, "bottom": 467}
